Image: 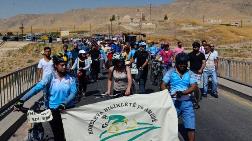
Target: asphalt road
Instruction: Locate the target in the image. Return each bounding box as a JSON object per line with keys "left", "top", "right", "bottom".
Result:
{"left": 195, "top": 89, "right": 252, "bottom": 141}
{"left": 9, "top": 72, "right": 252, "bottom": 141}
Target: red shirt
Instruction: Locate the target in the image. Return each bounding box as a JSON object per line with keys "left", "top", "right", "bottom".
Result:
{"left": 107, "top": 52, "right": 113, "bottom": 61}
{"left": 159, "top": 50, "right": 173, "bottom": 65}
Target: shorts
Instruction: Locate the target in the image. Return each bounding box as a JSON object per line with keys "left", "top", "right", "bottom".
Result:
{"left": 174, "top": 100, "right": 195, "bottom": 129}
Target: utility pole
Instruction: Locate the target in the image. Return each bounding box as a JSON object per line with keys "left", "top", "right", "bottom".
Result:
{"left": 19, "top": 23, "right": 24, "bottom": 41}
{"left": 73, "top": 25, "right": 76, "bottom": 32}
{"left": 31, "top": 26, "right": 33, "bottom": 34}
{"left": 117, "top": 15, "right": 120, "bottom": 34}
{"left": 89, "top": 24, "right": 92, "bottom": 36}
{"left": 139, "top": 12, "right": 143, "bottom": 33}
{"left": 110, "top": 20, "right": 113, "bottom": 36}
{"left": 108, "top": 24, "right": 110, "bottom": 38}
{"left": 149, "top": 4, "right": 152, "bottom": 21}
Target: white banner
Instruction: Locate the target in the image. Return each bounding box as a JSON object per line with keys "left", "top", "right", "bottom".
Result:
{"left": 62, "top": 90, "right": 179, "bottom": 141}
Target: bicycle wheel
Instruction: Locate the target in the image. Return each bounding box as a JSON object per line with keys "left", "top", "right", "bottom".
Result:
{"left": 29, "top": 123, "right": 44, "bottom": 141}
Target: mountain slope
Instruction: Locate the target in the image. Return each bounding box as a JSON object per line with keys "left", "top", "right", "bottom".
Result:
{"left": 0, "top": 0, "right": 252, "bottom": 32}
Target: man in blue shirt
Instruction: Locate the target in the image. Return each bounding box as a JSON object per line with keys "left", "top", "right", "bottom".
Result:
{"left": 161, "top": 53, "right": 197, "bottom": 141}
{"left": 14, "top": 53, "right": 77, "bottom": 141}
{"left": 148, "top": 42, "right": 159, "bottom": 59}
{"left": 111, "top": 42, "right": 121, "bottom": 53}
{"left": 63, "top": 44, "right": 73, "bottom": 70}
{"left": 127, "top": 43, "right": 137, "bottom": 61}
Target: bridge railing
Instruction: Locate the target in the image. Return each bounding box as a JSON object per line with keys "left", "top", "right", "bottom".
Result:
{"left": 218, "top": 58, "right": 252, "bottom": 87}
{"left": 0, "top": 63, "right": 39, "bottom": 113}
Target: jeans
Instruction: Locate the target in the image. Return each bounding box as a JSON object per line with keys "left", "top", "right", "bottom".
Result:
{"left": 203, "top": 70, "right": 218, "bottom": 95}
{"left": 139, "top": 78, "right": 146, "bottom": 94}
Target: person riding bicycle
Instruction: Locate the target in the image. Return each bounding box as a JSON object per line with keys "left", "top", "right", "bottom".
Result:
{"left": 71, "top": 50, "right": 91, "bottom": 100}
{"left": 161, "top": 52, "right": 197, "bottom": 141}
{"left": 14, "top": 53, "right": 77, "bottom": 141}
{"left": 173, "top": 41, "right": 184, "bottom": 57}
{"left": 148, "top": 42, "right": 159, "bottom": 60}
{"left": 132, "top": 44, "right": 149, "bottom": 94}
{"left": 156, "top": 42, "right": 174, "bottom": 74}
{"left": 105, "top": 53, "right": 132, "bottom": 97}
{"left": 127, "top": 42, "right": 137, "bottom": 61}
{"left": 89, "top": 45, "right": 101, "bottom": 82}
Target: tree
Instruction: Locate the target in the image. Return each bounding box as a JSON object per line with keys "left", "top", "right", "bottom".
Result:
{"left": 164, "top": 14, "right": 168, "bottom": 21}
{"left": 7, "top": 32, "right": 14, "bottom": 36}
{"left": 110, "top": 15, "right": 116, "bottom": 22}
{"left": 109, "top": 15, "right": 116, "bottom": 36}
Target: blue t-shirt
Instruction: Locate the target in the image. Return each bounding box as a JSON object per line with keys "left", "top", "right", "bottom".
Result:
{"left": 128, "top": 49, "right": 137, "bottom": 60}
{"left": 162, "top": 69, "right": 197, "bottom": 101}
{"left": 148, "top": 45, "right": 159, "bottom": 55}
{"left": 100, "top": 49, "right": 107, "bottom": 61}
{"left": 21, "top": 72, "right": 77, "bottom": 109}
{"left": 111, "top": 44, "right": 121, "bottom": 53}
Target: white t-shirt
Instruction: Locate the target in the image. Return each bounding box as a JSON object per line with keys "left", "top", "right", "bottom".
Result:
{"left": 212, "top": 50, "right": 218, "bottom": 58}
{"left": 37, "top": 58, "right": 54, "bottom": 79}
{"left": 204, "top": 52, "right": 217, "bottom": 71}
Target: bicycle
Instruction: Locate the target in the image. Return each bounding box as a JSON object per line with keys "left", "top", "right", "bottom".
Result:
{"left": 14, "top": 101, "right": 53, "bottom": 141}
{"left": 150, "top": 60, "right": 163, "bottom": 86}
{"left": 190, "top": 73, "right": 202, "bottom": 109}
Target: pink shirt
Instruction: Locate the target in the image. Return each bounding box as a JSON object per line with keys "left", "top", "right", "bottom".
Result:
{"left": 159, "top": 50, "right": 173, "bottom": 65}
{"left": 173, "top": 47, "right": 184, "bottom": 56}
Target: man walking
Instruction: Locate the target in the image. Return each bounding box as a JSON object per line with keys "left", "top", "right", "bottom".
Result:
{"left": 203, "top": 44, "right": 218, "bottom": 98}
{"left": 161, "top": 53, "right": 197, "bottom": 141}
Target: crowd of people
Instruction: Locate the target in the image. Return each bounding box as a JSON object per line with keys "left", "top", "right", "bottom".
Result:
{"left": 14, "top": 36, "right": 219, "bottom": 141}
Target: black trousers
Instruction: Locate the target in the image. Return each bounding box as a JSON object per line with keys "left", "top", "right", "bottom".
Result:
{"left": 91, "top": 60, "right": 100, "bottom": 80}
{"left": 49, "top": 109, "right": 66, "bottom": 141}
{"left": 78, "top": 73, "right": 87, "bottom": 94}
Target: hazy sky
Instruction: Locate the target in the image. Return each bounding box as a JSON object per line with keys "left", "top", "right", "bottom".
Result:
{"left": 0, "top": 0, "right": 173, "bottom": 19}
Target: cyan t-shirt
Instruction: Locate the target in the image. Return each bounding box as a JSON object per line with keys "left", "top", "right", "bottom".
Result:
{"left": 21, "top": 72, "right": 77, "bottom": 109}
{"left": 162, "top": 69, "right": 197, "bottom": 101}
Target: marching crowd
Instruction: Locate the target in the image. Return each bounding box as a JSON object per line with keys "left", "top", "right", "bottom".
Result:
{"left": 14, "top": 36, "right": 219, "bottom": 141}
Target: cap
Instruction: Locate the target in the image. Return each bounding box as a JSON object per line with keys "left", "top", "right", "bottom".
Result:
{"left": 79, "top": 50, "right": 86, "bottom": 54}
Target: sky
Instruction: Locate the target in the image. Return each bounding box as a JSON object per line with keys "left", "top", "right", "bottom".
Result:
{"left": 0, "top": 0, "right": 173, "bottom": 19}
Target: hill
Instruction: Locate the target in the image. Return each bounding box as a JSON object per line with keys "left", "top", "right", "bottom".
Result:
{"left": 0, "top": 0, "right": 252, "bottom": 33}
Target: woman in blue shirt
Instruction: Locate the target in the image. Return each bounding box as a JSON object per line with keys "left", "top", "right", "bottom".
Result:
{"left": 15, "top": 53, "right": 77, "bottom": 141}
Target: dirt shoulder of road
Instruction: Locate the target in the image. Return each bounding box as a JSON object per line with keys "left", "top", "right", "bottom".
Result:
{"left": 0, "top": 42, "right": 62, "bottom": 76}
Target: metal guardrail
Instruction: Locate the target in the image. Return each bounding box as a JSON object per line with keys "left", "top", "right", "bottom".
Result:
{"left": 0, "top": 41, "right": 6, "bottom": 48}
{"left": 218, "top": 58, "right": 252, "bottom": 87}
{"left": 0, "top": 63, "right": 39, "bottom": 112}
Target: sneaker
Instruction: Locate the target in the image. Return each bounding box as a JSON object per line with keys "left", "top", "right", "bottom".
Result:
{"left": 212, "top": 94, "right": 218, "bottom": 98}
{"left": 193, "top": 103, "right": 200, "bottom": 109}
{"left": 101, "top": 93, "right": 108, "bottom": 96}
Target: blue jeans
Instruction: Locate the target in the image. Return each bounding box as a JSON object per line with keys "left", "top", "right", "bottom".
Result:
{"left": 203, "top": 70, "right": 218, "bottom": 95}
{"left": 139, "top": 78, "right": 146, "bottom": 94}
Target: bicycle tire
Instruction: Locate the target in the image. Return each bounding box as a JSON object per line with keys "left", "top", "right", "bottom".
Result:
{"left": 28, "top": 123, "right": 44, "bottom": 141}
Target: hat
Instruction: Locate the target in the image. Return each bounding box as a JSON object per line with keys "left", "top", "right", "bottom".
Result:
{"left": 79, "top": 50, "right": 86, "bottom": 54}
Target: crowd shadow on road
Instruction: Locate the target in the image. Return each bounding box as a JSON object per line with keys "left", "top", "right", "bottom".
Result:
{"left": 85, "top": 90, "right": 100, "bottom": 96}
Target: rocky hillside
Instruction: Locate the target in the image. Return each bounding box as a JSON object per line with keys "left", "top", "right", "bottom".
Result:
{"left": 0, "top": 0, "right": 252, "bottom": 32}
